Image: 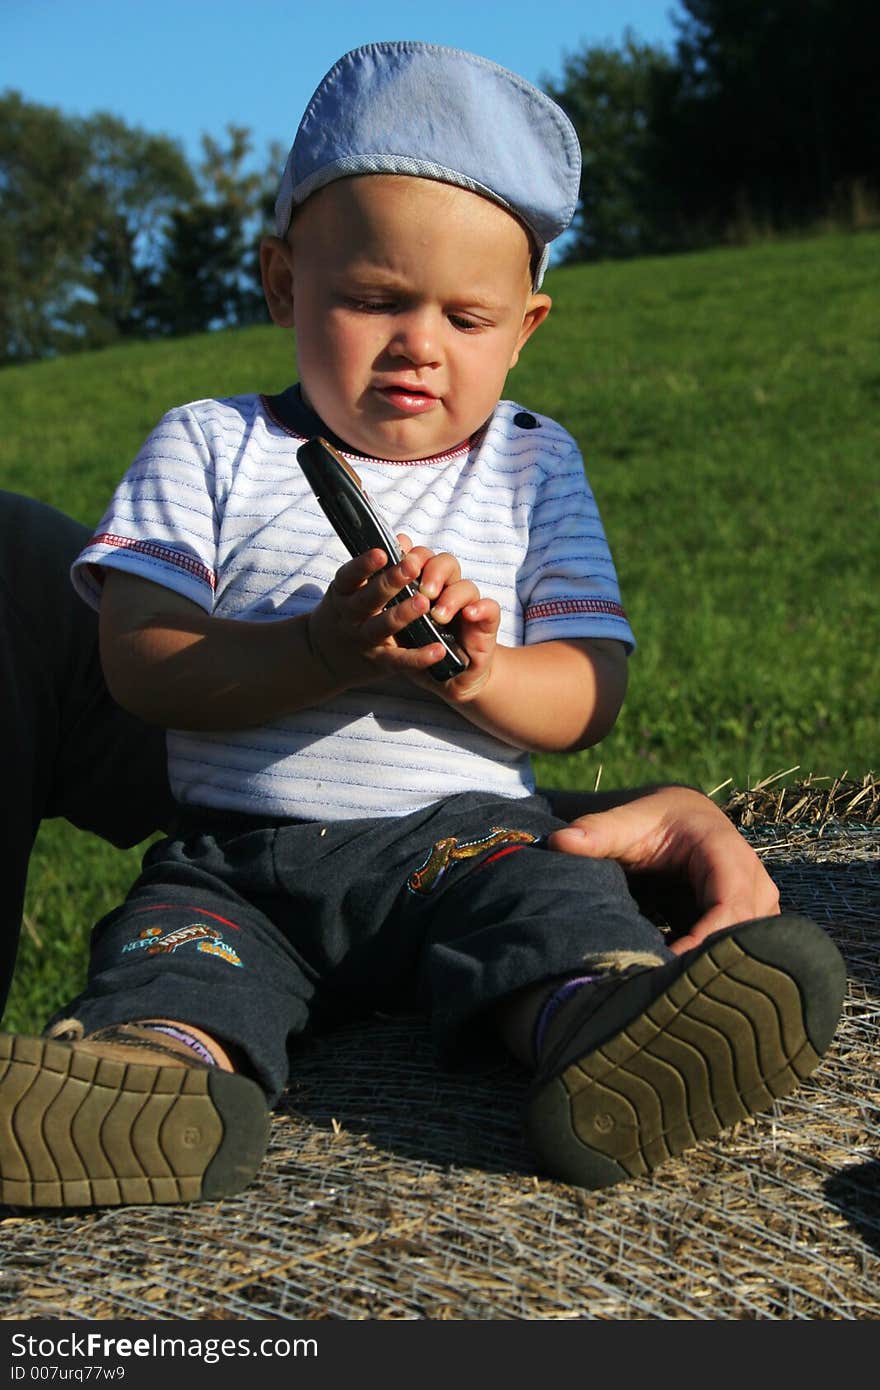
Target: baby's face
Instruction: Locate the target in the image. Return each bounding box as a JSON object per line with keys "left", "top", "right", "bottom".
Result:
{"left": 265, "top": 176, "right": 549, "bottom": 459}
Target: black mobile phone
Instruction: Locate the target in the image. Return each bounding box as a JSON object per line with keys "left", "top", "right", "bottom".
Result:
{"left": 296, "top": 436, "right": 469, "bottom": 682}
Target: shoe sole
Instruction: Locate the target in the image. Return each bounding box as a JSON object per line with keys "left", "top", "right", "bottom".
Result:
{"left": 0, "top": 1035, "right": 271, "bottom": 1207}
{"left": 526, "top": 916, "right": 846, "bottom": 1189}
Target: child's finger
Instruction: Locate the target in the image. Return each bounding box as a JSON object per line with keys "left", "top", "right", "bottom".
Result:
{"left": 356, "top": 550, "right": 423, "bottom": 615}
{"left": 417, "top": 552, "right": 461, "bottom": 602}
{"left": 429, "top": 578, "right": 480, "bottom": 623}
{"left": 332, "top": 548, "right": 389, "bottom": 596}
{"left": 360, "top": 590, "right": 433, "bottom": 645}
{"left": 460, "top": 597, "right": 501, "bottom": 633}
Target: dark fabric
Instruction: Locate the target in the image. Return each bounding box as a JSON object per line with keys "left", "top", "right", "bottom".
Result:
{"left": 52, "top": 792, "right": 672, "bottom": 1102}
{"left": 0, "top": 491, "right": 173, "bottom": 1017}
{"left": 261, "top": 384, "right": 353, "bottom": 452}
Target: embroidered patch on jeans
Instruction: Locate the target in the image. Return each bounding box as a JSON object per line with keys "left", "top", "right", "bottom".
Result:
{"left": 121, "top": 923, "right": 243, "bottom": 968}
{"left": 407, "top": 827, "right": 537, "bottom": 895}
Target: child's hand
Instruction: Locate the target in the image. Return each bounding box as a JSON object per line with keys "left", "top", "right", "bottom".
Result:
{"left": 403, "top": 543, "right": 502, "bottom": 702}
{"left": 306, "top": 537, "right": 470, "bottom": 686}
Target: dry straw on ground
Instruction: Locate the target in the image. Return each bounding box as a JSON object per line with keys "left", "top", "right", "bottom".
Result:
{"left": 722, "top": 769, "right": 879, "bottom": 830}
{"left": 1, "top": 778, "right": 877, "bottom": 1320}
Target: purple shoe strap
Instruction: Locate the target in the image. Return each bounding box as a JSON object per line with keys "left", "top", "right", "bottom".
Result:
{"left": 139, "top": 1023, "right": 217, "bottom": 1067}
{"left": 533, "top": 974, "right": 601, "bottom": 1062}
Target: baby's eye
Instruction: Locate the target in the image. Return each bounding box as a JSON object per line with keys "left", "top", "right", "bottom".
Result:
{"left": 345, "top": 297, "right": 394, "bottom": 314}
{"left": 448, "top": 313, "right": 483, "bottom": 332}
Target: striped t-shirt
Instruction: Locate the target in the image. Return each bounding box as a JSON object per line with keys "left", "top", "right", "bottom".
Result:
{"left": 72, "top": 393, "right": 635, "bottom": 820}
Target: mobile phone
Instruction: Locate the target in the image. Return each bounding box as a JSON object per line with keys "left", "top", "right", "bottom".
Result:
{"left": 296, "top": 436, "right": 469, "bottom": 682}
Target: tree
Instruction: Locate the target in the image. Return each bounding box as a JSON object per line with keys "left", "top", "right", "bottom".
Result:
{"left": 0, "top": 92, "right": 95, "bottom": 361}
{"left": 544, "top": 3, "right": 879, "bottom": 262}
{"left": 672, "top": 0, "right": 880, "bottom": 233}
{"left": 145, "top": 125, "right": 272, "bottom": 336}
{"left": 78, "top": 112, "right": 196, "bottom": 343}
{"left": 0, "top": 93, "right": 196, "bottom": 361}
{"left": 544, "top": 34, "right": 681, "bottom": 260}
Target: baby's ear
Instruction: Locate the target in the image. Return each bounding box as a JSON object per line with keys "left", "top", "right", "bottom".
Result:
{"left": 509, "top": 293, "right": 552, "bottom": 369}
{"left": 260, "top": 236, "right": 295, "bottom": 327}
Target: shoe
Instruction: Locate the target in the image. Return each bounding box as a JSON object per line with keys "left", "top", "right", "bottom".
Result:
{"left": 525, "top": 915, "right": 846, "bottom": 1189}
{"left": 0, "top": 1027, "right": 271, "bottom": 1208}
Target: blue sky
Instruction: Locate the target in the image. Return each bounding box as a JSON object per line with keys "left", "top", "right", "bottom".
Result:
{"left": 4, "top": 0, "right": 680, "bottom": 169}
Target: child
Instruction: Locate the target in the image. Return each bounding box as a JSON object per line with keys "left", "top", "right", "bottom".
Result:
{"left": 0, "top": 43, "right": 844, "bottom": 1208}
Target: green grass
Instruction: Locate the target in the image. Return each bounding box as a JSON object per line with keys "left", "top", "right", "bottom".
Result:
{"left": 1, "top": 229, "right": 877, "bottom": 1030}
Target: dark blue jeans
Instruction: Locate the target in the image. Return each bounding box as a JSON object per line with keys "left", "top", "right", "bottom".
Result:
{"left": 53, "top": 792, "right": 671, "bottom": 1101}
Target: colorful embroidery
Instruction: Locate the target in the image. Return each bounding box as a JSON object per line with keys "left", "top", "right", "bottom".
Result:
{"left": 407, "top": 827, "right": 537, "bottom": 895}
{"left": 122, "top": 922, "right": 243, "bottom": 968}
{"left": 197, "top": 940, "right": 244, "bottom": 967}
{"left": 130, "top": 903, "right": 241, "bottom": 930}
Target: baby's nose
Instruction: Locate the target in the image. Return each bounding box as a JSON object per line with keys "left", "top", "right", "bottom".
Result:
{"left": 388, "top": 313, "right": 441, "bottom": 367}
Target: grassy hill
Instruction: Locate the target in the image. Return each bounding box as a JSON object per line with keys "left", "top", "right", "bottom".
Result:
{"left": 1, "top": 229, "right": 877, "bottom": 1028}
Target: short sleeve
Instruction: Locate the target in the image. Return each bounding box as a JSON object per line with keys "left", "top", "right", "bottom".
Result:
{"left": 520, "top": 441, "right": 635, "bottom": 651}
{"left": 71, "top": 406, "right": 219, "bottom": 614}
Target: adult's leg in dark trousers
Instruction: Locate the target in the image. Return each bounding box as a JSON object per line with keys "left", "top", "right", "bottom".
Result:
{"left": 0, "top": 491, "right": 172, "bottom": 1017}
{"left": 0, "top": 495, "right": 246, "bottom": 1210}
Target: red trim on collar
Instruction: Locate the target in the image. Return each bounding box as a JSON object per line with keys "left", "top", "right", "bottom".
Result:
{"left": 259, "top": 394, "right": 481, "bottom": 466}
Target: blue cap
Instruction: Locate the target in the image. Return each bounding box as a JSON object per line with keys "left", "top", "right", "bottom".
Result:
{"left": 274, "top": 42, "right": 581, "bottom": 286}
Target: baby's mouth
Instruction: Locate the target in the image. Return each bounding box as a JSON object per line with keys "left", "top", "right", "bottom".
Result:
{"left": 376, "top": 384, "right": 439, "bottom": 414}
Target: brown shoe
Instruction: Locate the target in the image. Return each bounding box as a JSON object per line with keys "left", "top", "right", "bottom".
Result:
{"left": 0, "top": 1029, "right": 270, "bottom": 1208}
{"left": 526, "top": 915, "right": 846, "bottom": 1188}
